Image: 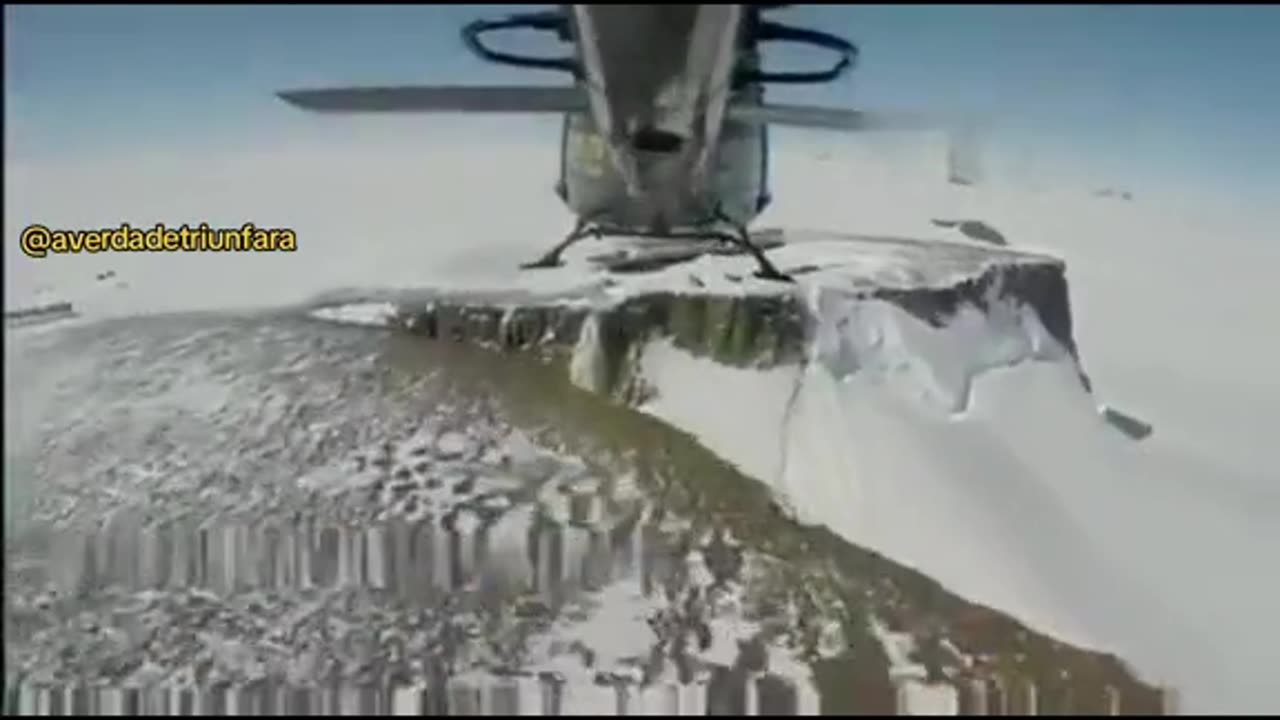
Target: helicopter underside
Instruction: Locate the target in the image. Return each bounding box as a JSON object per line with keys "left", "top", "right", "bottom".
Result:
{"left": 275, "top": 4, "right": 872, "bottom": 282}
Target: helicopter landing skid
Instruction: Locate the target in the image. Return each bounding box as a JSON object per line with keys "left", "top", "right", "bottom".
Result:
{"left": 520, "top": 218, "right": 793, "bottom": 283}
{"left": 712, "top": 210, "right": 793, "bottom": 283}
{"left": 518, "top": 217, "right": 603, "bottom": 270}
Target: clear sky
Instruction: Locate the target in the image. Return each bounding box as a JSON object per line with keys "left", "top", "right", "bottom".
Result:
{"left": 5, "top": 4, "right": 1278, "bottom": 200}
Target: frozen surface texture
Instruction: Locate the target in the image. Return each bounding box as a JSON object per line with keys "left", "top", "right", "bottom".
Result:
{"left": 7, "top": 132, "right": 1276, "bottom": 713}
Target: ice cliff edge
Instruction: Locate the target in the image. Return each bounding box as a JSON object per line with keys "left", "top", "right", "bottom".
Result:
{"left": 308, "top": 231, "right": 1209, "bottom": 709}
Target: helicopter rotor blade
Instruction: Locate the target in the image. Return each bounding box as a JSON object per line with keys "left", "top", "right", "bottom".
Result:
{"left": 727, "top": 102, "right": 949, "bottom": 132}
{"left": 276, "top": 85, "right": 588, "bottom": 114}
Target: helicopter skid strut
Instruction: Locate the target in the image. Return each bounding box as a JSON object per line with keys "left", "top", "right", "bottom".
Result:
{"left": 520, "top": 216, "right": 794, "bottom": 283}
{"left": 518, "top": 217, "right": 601, "bottom": 270}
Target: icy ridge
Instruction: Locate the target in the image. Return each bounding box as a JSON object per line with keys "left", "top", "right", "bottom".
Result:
{"left": 304, "top": 241, "right": 1092, "bottom": 538}
{"left": 307, "top": 235, "right": 1082, "bottom": 393}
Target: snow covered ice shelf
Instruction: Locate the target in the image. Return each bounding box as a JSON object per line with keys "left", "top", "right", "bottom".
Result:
{"left": 301, "top": 229, "right": 1278, "bottom": 714}
{"left": 8, "top": 119, "right": 1276, "bottom": 714}
{"left": 6, "top": 272, "right": 1171, "bottom": 715}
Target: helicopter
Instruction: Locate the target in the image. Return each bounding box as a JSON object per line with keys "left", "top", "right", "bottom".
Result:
{"left": 278, "top": 5, "right": 932, "bottom": 282}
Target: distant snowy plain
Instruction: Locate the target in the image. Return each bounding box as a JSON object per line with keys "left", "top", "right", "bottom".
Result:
{"left": 6, "top": 119, "right": 1279, "bottom": 712}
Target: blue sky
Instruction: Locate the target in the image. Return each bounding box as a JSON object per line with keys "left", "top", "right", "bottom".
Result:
{"left": 5, "top": 4, "right": 1279, "bottom": 198}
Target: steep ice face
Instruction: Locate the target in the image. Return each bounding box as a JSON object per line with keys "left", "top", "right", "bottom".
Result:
{"left": 569, "top": 313, "right": 608, "bottom": 394}
{"left": 633, "top": 338, "right": 799, "bottom": 488}
{"left": 806, "top": 284, "right": 1071, "bottom": 416}
{"left": 629, "top": 266, "right": 1280, "bottom": 713}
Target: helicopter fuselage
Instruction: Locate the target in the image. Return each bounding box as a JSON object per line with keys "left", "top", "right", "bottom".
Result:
{"left": 557, "top": 5, "right": 769, "bottom": 235}
{"left": 276, "top": 3, "right": 871, "bottom": 279}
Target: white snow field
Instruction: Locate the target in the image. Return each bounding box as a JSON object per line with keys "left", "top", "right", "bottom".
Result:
{"left": 6, "top": 121, "right": 1279, "bottom": 712}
